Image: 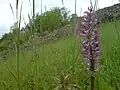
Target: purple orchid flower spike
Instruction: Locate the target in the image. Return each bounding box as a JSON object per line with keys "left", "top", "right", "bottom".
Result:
{"left": 79, "top": 7, "right": 101, "bottom": 72}
{"left": 78, "top": 7, "right": 101, "bottom": 90}
{"left": 77, "top": 6, "right": 101, "bottom": 90}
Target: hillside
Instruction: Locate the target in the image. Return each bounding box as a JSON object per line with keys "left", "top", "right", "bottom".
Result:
{"left": 0, "top": 21, "right": 120, "bottom": 89}
{"left": 97, "top": 3, "right": 120, "bottom": 17}
{"left": 1, "top": 3, "right": 120, "bottom": 60}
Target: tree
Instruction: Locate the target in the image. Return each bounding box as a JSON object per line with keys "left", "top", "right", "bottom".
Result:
{"left": 31, "top": 7, "right": 70, "bottom": 33}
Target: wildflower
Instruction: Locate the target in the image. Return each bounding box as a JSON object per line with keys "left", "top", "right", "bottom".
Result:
{"left": 79, "top": 7, "right": 100, "bottom": 72}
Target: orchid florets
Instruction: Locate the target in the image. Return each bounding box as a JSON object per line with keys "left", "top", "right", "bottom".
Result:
{"left": 79, "top": 7, "right": 100, "bottom": 72}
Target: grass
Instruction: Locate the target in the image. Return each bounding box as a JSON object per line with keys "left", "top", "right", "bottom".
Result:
{"left": 1, "top": 0, "right": 120, "bottom": 89}
{"left": 0, "top": 20, "right": 120, "bottom": 89}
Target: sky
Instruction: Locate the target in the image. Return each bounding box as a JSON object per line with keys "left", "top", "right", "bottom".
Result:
{"left": 0, "top": 0, "right": 119, "bottom": 36}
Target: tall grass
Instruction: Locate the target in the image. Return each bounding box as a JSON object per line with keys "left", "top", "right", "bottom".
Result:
{"left": 32, "top": 0, "right": 39, "bottom": 89}
{"left": 74, "top": 0, "right": 77, "bottom": 36}
{"left": 1, "top": 21, "right": 120, "bottom": 89}
{"left": 1, "top": 0, "right": 120, "bottom": 89}
{"left": 9, "top": 0, "right": 23, "bottom": 90}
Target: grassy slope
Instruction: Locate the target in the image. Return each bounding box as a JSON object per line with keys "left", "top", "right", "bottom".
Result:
{"left": 0, "top": 21, "right": 120, "bottom": 89}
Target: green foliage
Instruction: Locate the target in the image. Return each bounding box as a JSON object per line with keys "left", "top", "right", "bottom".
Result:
{"left": 0, "top": 6, "right": 71, "bottom": 53}
{"left": 33, "top": 7, "right": 70, "bottom": 33}
{"left": 0, "top": 33, "right": 14, "bottom": 51}
{"left": 1, "top": 20, "right": 120, "bottom": 89}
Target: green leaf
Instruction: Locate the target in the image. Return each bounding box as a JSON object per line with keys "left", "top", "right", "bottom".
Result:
{"left": 9, "top": 3, "right": 15, "bottom": 21}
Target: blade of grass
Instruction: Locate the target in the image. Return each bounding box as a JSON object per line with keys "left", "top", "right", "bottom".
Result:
{"left": 93, "top": 0, "right": 98, "bottom": 11}
{"left": 6, "top": 65, "right": 17, "bottom": 82}
{"left": 9, "top": 2, "right": 15, "bottom": 33}
{"left": 16, "top": 0, "right": 19, "bottom": 22}
{"left": 9, "top": 3, "right": 15, "bottom": 21}
{"left": 41, "top": 0, "right": 43, "bottom": 14}
{"left": 28, "top": 13, "right": 33, "bottom": 35}
{"left": 44, "top": 5, "right": 46, "bottom": 12}
{"left": 33, "top": 0, "right": 35, "bottom": 18}
{"left": 32, "top": 0, "right": 37, "bottom": 73}
{"left": 90, "top": 0, "right": 93, "bottom": 8}
{"left": 9, "top": 0, "right": 21, "bottom": 89}
{"left": 29, "top": 0, "right": 32, "bottom": 16}
{"left": 80, "top": 8, "right": 82, "bottom": 17}
{"left": 18, "top": 1, "right": 23, "bottom": 30}
{"left": 16, "top": 0, "right": 23, "bottom": 90}
{"left": 28, "top": 13, "right": 31, "bottom": 20}
{"left": 61, "top": 0, "right": 64, "bottom": 6}
{"left": 32, "top": 0, "right": 39, "bottom": 89}
{"left": 74, "top": 0, "right": 77, "bottom": 35}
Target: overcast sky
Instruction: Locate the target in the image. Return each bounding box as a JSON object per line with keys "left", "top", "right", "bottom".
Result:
{"left": 0, "top": 0, "right": 119, "bottom": 35}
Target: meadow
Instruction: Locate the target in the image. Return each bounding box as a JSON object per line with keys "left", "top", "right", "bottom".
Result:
{"left": 1, "top": 0, "right": 120, "bottom": 89}
{"left": 0, "top": 20, "right": 120, "bottom": 89}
